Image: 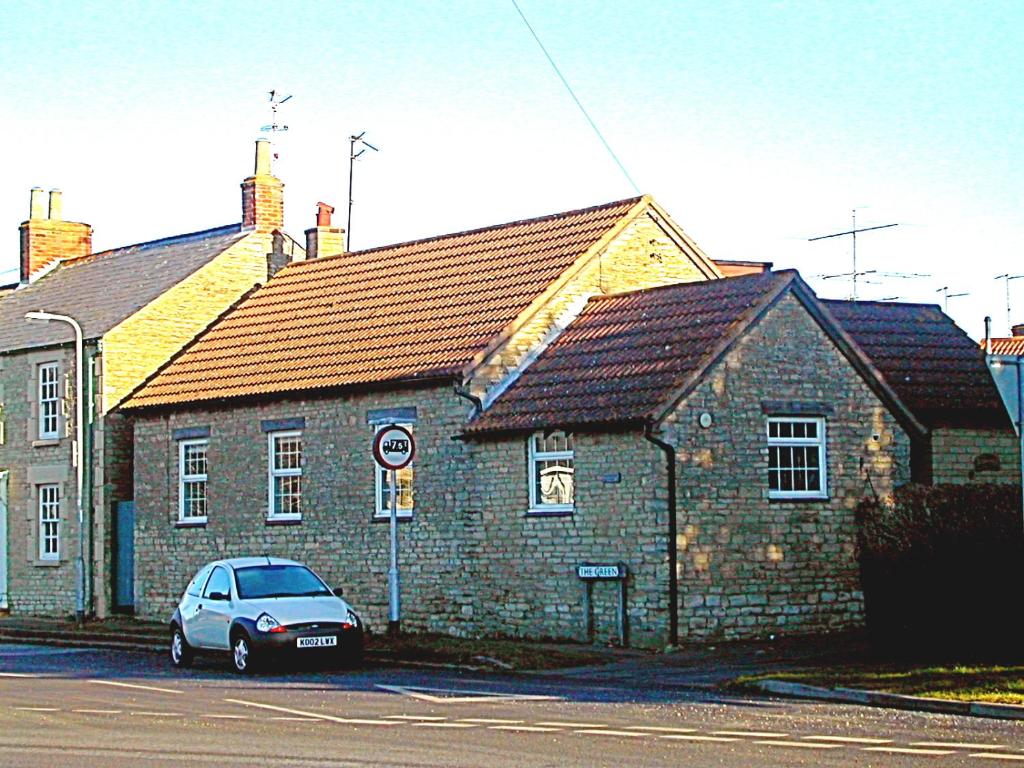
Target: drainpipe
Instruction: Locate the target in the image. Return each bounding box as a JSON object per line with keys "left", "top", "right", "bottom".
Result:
{"left": 453, "top": 382, "right": 483, "bottom": 418}
{"left": 985, "top": 316, "right": 993, "bottom": 356}
{"left": 644, "top": 422, "right": 678, "bottom": 646}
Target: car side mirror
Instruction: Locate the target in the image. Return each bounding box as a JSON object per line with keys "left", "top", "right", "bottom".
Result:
{"left": 208, "top": 591, "right": 230, "bottom": 601}
{"left": 332, "top": 586, "right": 344, "bottom": 597}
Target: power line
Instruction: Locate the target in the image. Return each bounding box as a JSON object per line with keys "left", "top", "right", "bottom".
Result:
{"left": 511, "top": 0, "right": 640, "bottom": 195}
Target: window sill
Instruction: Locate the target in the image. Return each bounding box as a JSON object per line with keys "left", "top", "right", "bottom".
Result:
{"left": 266, "top": 517, "right": 302, "bottom": 526}
{"left": 33, "top": 559, "right": 61, "bottom": 567}
{"left": 32, "top": 439, "right": 61, "bottom": 448}
{"left": 768, "top": 495, "right": 829, "bottom": 503}
{"left": 175, "top": 519, "right": 207, "bottom": 528}
{"left": 372, "top": 513, "right": 414, "bottom": 523}
{"left": 527, "top": 508, "right": 574, "bottom": 518}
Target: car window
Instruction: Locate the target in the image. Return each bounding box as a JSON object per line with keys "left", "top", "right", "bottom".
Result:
{"left": 234, "top": 565, "right": 332, "bottom": 600}
{"left": 186, "top": 564, "right": 214, "bottom": 598}
{"left": 203, "top": 566, "right": 231, "bottom": 599}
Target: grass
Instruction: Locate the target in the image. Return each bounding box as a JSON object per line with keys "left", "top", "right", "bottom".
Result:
{"left": 732, "top": 664, "right": 1024, "bottom": 705}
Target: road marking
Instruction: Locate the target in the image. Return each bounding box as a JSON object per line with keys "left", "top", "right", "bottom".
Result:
{"left": 802, "top": 735, "right": 893, "bottom": 745}
{"left": 574, "top": 729, "right": 647, "bottom": 738}
{"left": 537, "top": 721, "right": 608, "bottom": 728}
{"left": 14, "top": 707, "right": 59, "bottom": 712}
{"left": 863, "top": 747, "right": 957, "bottom": 756}
{"left": 383, "top": 715, "right": 448, "bottom": 721}
{"left": 89, "top": 679, "right": 182, "bottom": 695}
{"left": 626, "top": 726, "right": 697, "bottom": 734}
{"left": 660, "top": 734, "right": 738, "bottom": 743}
{"left": 204, "top": 714, "right": 249, "bottom": 720}
{"left": 269, "top": 717, "right": 320, "bottom": 722}
{"left": 375, "top": 684, "right": 559, "bottom": 704}
{"left": 712, "top": 730, "right": 788, "bottom": 738}
{"left": 457, "top": 718, "right": 524, "bottom": 725}
{"left": 413, "top": 722, "right": 479, "bottom": 729}
{"left": 911, "top": 742, "right": 1006, "bottom": 750}
{"left": 72, "top": 709, "right": 122, "bottom": 715}
{"left": 971, "top": 755, "right": 1024, "bottom": 762}
{"left": 756, "top": 740, "right": 843, "bottom": 750}
{"left": 489, "top": 725, "right": 563, "bottom": 733}
{"left": 0, "top": 672, "right": 38, "bottom": 678}
{"left": 130, "top": 711, "right": 181, "bottom": 717}
{"left": 225, "top": 698, "right": 400, "bottom": 727}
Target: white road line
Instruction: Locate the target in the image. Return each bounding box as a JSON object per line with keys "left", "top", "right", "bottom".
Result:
{"left": 489, "top": 725, "right": 563, "bottom": 733}
{"left": 863, "top": 747, "right": 957, "bottom": 756}
{"left": 269, "top": 717, "right": 320, "bottom": 722}
{"left": 802, "top": 735, "right": 893, "bottom": 745}
{"left": 627, "top": 726, "right": 697, "bottom": 734}
{"left": 573, "top": 729, "right": 647, "bottom": 738}
{"left": 756, "top": 740, "right": 843, "bottom": 750}
{"left": 384, "top": 715, "right": 448, "bottom": 721}
{"left": 0, "top": 672, "right": 38, "bottom": 678}
{"left": 130, "top": 711, "right": 182, "bottom": 717}
{"left": 204, "top": 714, "right": 249, "bottom": 720}
{"left": 660, "top": 735, "right": 738, "bottom": 743}
{"left": 72, "top": 709, "right": 122, "bottom": 715}
{"left": 224, "top": 698, "right": 399, "bottom": 727}
{"left": 536, "top": 721, "right": 608, "bottom": 728}
{"left": 457, "top": 718, "right": 524, "bottom": 724}
{"left": 14, "top": 707, "right": 59, "bottom": 712}
{"left": 912, "top": 742, "right": 1006, "bottom": 750}
{"left": 712, "top": 730, "right": 788, "bottom": 738}
{"left": 413, "top": 722, "right": 479, "bottom": 729}
{"left": 89, "top": 679, "right": 182, "bottom": 695}
{"left": 971, "top": 755, "right": 1024, "bottom": 762}
{"left": 375, "top": 684, "right": 559, "bottom": 704}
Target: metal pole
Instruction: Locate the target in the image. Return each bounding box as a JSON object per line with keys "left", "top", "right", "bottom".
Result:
{"left": 347, "top": 134, "right": 356, "bottom": 246}
{"left": 1017, "top": 359, "right": 1023, "bottom": 535}
{"left": 387, "top": 467, "right": 400, "bottom": 635}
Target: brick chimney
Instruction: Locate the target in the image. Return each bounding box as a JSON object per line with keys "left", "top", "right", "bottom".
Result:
{"left": 241, "top": 139, "right": 284, "bottom": 232}
{"left": 304, "top": 202, "right": 345, "bottom": 259}
{"left": 18, "top": 188, "right": 92, "bottom": 283}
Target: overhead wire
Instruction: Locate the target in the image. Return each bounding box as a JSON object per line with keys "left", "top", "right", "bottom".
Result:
{"left": 511, "top": 0, "right": 641, "bottom": 195}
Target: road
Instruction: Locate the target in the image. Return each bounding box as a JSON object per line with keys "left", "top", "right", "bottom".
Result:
{"left": 0, "top": 642, "right": 1021, "bottom": 767}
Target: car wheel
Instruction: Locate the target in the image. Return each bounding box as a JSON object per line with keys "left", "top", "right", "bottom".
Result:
{"left": 231, "top": 631, "right": 256, "bottom": 675}
{"left": 170, "top": 625, "right": 193, "bottom": 669}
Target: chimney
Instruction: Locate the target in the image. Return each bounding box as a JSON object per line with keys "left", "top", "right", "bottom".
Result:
{"left": 1012, "top": 323, "right": 1024, "bottom": 337}
{"left": 241, "top": 139, "right": 284, "bottom": 232}
{"left": 304, "top": 202, "right": 345, "bottom": 259}
{"left": 19, "top": 188, "right": 92, "bottom": 283}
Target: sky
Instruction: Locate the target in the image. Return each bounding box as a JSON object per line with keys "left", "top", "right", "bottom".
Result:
{"left": 1, "top": 0, "right": 1021, "bottom": 339}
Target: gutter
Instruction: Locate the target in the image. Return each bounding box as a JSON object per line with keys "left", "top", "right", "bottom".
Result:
{"left": 643, "top": 422, "right": 679, "bottom": 646}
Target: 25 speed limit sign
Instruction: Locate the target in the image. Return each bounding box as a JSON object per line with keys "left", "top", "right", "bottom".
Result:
{"left": 372, "top": 425, "right": 415, "bottom": 470}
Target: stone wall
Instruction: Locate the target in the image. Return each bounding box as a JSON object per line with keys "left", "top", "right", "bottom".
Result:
{"left": 931, "top": 427, "right": 1021, "bottom": 485}
{"left": 662, "top": 292, "right": 912, "bottom": 642}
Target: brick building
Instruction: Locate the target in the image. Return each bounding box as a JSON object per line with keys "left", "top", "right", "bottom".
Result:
{"left": 0, "top": 140, "right": 302, "bottom": 616}
{"left": 122, "top": 196, "right": 928, "bottom": 647}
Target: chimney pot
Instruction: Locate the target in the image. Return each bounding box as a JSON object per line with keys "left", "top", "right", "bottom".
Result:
{"left": 254, "top": 138, "right": 272, "bottom": 176}
{"left": 241, "top": 139, "right": 284, "bottom": 231}
{"left": 1012, "top": 323, "right": 1024, "bottom": 337}
{"left": 29, "top": 187, "right": 47, "bottom": 220}
{"left": 316, "top": 202, "right": 335, "bottom": 227}
{"left": 48, "top": 189, "right": 63, "bottom": 221}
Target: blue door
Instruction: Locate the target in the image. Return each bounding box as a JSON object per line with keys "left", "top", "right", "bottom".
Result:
{"left": 115, "top": 501, "right": 135, "bottom": 610}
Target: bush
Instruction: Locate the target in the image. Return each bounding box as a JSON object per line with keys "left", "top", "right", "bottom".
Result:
{"left": 857, "top": 483, "right": 1024, "bottom": 658}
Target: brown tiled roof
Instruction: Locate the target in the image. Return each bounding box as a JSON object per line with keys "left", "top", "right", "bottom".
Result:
{"left": 122, "top": 197, "right": 645, "bottom": 409}
{"left": 990, "top": 337, "right": 1024, "bottom": 356}
{"left": 824, "top": 300, "right": 1009, "bottom": 429}
{"left": 466, "top": 271, "right": 795, "bottom": 435}
{"left": 0, "top": 225, "right": 245, "bottom": 353}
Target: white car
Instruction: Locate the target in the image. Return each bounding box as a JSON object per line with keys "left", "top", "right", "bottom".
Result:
{"left": 169, "top": 557, "right": 364, "bottom": 673}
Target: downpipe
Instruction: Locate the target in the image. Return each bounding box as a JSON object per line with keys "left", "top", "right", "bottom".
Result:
{"left": 644, "top": 423, "right": 679, "bottom": 647}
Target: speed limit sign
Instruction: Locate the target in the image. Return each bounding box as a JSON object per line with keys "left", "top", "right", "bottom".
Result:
{"left": 372, "top": 424, "right": 415, "bottom": 470}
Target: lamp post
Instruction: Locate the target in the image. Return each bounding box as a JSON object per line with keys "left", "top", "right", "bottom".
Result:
{"left": 25, "top": 311, "right": 86, "bottom": 624}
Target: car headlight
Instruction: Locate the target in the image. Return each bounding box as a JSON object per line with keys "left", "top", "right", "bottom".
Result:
{"left": 344, "top": 608, "right": 360, "bottom": 629}
{"left": 256, "top": 613, "right": 282, "bottom": 633}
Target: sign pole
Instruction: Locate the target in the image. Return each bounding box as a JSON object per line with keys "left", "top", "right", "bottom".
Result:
{"left": 388, "top": 467, "right": 400, "bottom": 636}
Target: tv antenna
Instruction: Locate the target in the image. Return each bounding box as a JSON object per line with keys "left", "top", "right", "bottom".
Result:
{"left": 347, "top": 132, "right": 379, "bottom": 249}
{"left": 261, "top": 90, "right": 292, "bottom": 134}
{"left": 808, "top": 209, "right": 899, "bottom": 300}
{"left": 994, "top": 273, "right": 1024, "bottom": 332}
{"left": 936, "top": 285, "right": 968, "bottom": 312}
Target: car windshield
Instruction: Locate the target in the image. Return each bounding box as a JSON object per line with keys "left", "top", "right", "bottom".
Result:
{"left": 234, "top": 565, "right": 332, "bottom": 600}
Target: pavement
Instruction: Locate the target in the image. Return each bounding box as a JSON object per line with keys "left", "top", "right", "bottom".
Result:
{"left": 2, "top": 613, "right": 1022, "bottom": 722}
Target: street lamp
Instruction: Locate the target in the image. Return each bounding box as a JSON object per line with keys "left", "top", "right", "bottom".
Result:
{"left": 25, "top": 311, "right": 86, "bottom": 624}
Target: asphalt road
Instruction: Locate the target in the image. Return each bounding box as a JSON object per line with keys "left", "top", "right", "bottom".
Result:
{"left": 1, "top": 642, "right": 1022, "bottom": 767}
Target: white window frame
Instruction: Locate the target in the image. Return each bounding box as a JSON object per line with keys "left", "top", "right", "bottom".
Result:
{"left": 267, "top": 430, "right": 302, "bottom": 521}
{"left": 373, "top": 423, "right": 414, "bottom": 519}
{"left": 38, "top": 362, "right": 60, "bottom": 440}
{"left": 766, "top": 416, "right": 828, "bottom": 499}
{"left": 528, "top": 431, "right": 575, "bottom": 514}
{"left": 38, "top": 484, "right": 60, "bottom": 561}
{"left": 178, "top": 439, "right": 209, "bottom": 524}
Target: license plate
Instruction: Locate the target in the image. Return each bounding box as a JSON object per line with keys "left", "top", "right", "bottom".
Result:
{"left": 297, "top": 636, "right": 337, "bottom": 649}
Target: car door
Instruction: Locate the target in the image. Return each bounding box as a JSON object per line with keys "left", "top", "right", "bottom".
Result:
{"left": 179, "top": 564, "right": 213, "bottom": 646}
{"left": 190, "top": 565, "right": 234, "bottom": 650}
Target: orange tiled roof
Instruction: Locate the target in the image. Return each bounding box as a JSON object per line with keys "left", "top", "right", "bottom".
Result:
{"left": 123, "top": 197, "right": 644, "bottom": 409}
{"left": 990, "top": 337, "right": 1024, "bottom": 356}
